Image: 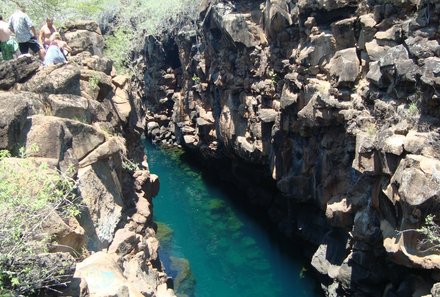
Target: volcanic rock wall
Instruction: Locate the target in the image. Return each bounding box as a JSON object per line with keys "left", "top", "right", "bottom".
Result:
{"left": 138, "top": 0, "right": 440, "bottom": 295}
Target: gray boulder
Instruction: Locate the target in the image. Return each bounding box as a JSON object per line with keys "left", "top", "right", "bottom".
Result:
{"left": 421, "top": 57, "right": 440, "bottom": 87}
{"left": 0, "top": 56, "right": 40, "bottom": 90}
{"left": 0, "top": 92, "right": 44, "bottom": 150}
{"left": 78, "top": 158, "right": 124, "bottom": 251}
{"left": 64, "top": 28, "right": 104, "bottom": 57}
{"left": 331, "top": 17, "right": 357, "bottom": 50}
{"left": 329, "top": 48, "right": 360, "bottom": 86}
{"left": 19, "top": 64, "right": 81, "bottom": 96}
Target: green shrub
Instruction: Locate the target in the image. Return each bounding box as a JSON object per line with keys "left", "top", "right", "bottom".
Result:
{"left": 0, "top": 150, "right": 79, "bottom": 295}
{"left": 417, "top": 214, "right": 440, "bottom": 253}
{"left": 0, "top": 0, "right": 113, "bottom": 28}
{"left": 2, "top": 0, "right": 200, "bottom": 74}
{"left": 192, "top": 74, "right": 200, "bottom": 84}
{"left": 88, "top": 73, "right": 100, "bottom": 91}
{"left": 103, "top": 28, "right": 134, "bottom": 74}
{"left": 407, "top": 102, "right": 419, "bottom": 116}
{"left": 104, "top": 0, "right": 200, "bottom": 73}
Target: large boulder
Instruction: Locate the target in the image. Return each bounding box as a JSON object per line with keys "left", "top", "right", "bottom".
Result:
{"left": 211, "top": 7, "right": 263, "bottom": 48}
{"left": 70, "top": 51, "right": 113, "bottom": 75}
{"left": 73, "top": 252, "right": 145, "bottom": 297}
{"left": 311, "top": 231, "right": 348, "bottom": 279}
{"left": 331, "top": 17, "right": 357, "bottom": 50}
{"left": 298, "top": 32, "right": 336, "bottom": 67}
{"left": 264, "top": 0, "right": 292, "bottom": 41}
{"left": 20, "top": 115, "right": 106, "bottom": 162}
{"left": 386, "top": 155, "right": 440, "bottom": 206}
{"left": 0, "top": 92, "right": 44, "bottom": 150}
{"left": 78, "top": 157, "right": 124, "bottom": 251}
{"left": 63, "top": 20, "right": 104, "bottom": 56}
{"left": 18, "top": 64, "right": 81, "bottom": 96}
{"left": 421, "top": 57, "right": 440, "bottom": 87}
{"left": 80, "top": 69, "right": 114, "bottom": 101}
{"left": 329, "top": 48, "right": 360, "bottom": 86}
{"left": 44, "top": 93, "right": 111, "bottom": 123}
{"left": 79, "top": 137, "right": 125, "bottom": 168}
{"left": 43, "top": 212, "right": 86, "bottom": 254}
{"left": 0, "top": 56, "right": 40, "bottom": 90}
{"left": 297, "top": 0, "right": 353, "bottom": 11}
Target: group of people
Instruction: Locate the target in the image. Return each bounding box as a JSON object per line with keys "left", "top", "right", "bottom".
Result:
{"left": 0, "top": 5, "right": 71, "bottom": 66}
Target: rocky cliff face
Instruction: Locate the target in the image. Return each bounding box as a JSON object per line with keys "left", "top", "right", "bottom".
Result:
{"left": 137, "top": 0, "right": 440, "bottom": 295}
{"left": 0, "top": 21, "right": 175, "bottom": 297}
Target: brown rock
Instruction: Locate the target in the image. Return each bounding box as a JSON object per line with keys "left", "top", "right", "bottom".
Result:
{"left": 0, "top": 92, "right": 43, "bottom": 150}
{"left": 80, "top": 69, "right": 113, "bottom": 101}
{"left": 64, "top": 29, "right": 104, "bottom": 57}
{"left": 74, "top": 252, "right": 145, "bottom": 297}
{"left": 0, "top": 55, "right": 40, "bottom": 90}
{"left": 19, "top": 64, "right": 81, "bottom": 96}
{"left": 108, "top": 228, "right": 139, "bottom": 256}
{"left": 136, "top": 198, "right": 151, "bottom": 218}
{"left": 78, "top": 159, "right": 124, "bottom": 250}
{"left": 386, "top": 155, "right": 440, "bottom": 206}
{"left": 113, "top": 75, "right": 129, "bottom": 88}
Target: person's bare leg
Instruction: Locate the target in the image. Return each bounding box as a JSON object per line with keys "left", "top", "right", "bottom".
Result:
{"left": 39, "top": 49, "right": 45, "bottom": 61}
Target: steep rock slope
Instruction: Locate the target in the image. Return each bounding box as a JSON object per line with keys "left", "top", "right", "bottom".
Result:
{"left": 0, "top": 21, "right": 175, "bottom": 297}
{"left": 137, "top": 0, "right": 440, "bottom": 295}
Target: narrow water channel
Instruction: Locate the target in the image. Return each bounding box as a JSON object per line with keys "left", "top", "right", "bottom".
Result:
{"left": 144, "top": 140, "right": 321, "bottom": 297}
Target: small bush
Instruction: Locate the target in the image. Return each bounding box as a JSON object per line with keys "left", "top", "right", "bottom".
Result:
{"left": 0, "top": 150, "right": 80, "bottom": 295}
{"left": 407, "top": 102, "right": 419, "bottom": 116}
{"left": 192, "top": 74, "right": 200, "bottom": 84}
{"left": 88, "top": 73, "right": 100, "bottom": 91}
{"left": 103, "top": 28, "right": 134, "bottom": 74}
{"left": 104, "top": 0, "right": 200, "bottom": 73}
{"left": 417, "top": 214, "right": 440, "bottom": 253}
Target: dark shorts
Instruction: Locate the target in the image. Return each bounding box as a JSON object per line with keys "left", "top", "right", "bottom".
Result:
{"left": 18, "top": 38, "right": 41, "bottom": 54}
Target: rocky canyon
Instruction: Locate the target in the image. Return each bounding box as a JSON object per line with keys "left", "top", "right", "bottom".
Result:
{"left": 137, "top": 0, "right": 440, "bottom": 296}
{"left": 1, "top": 0, "right": 440, "bottom": 296}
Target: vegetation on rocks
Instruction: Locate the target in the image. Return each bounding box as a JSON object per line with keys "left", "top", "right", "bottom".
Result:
{"left": 0, "top": 149, "right": 79, "bottom": 295}
{"left": 0, "top": 0, "right": 110, "bottom": 26}
{"left": 103, "top": 0, "right": 199, "bottom": 71}
{"left": 1, "top": 0, "right": 199, "bottom": 71}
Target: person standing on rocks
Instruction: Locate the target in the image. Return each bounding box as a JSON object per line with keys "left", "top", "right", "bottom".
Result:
{"left": 0, "top": 15, "right": 18, "bottom": 61}
{"left": 39, "top": 17, "right": 56, "bottom": 50}
{"left": 8, "top": 5, "right": 45, "bottom": 60}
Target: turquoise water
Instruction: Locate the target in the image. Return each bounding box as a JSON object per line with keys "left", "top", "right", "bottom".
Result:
{"left": 144, "top": 140, "right": 321, "bottom": 297}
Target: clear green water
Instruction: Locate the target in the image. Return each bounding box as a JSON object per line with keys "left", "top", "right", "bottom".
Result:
{"left": 144, "top": 140, "right": 321, "bottom": 297}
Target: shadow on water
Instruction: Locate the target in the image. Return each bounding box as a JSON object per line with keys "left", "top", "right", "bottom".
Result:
{"left": 144, "top": 139, "right": 323, "bottom": 297}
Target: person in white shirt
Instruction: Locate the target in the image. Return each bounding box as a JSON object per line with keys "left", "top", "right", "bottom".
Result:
{"left": 8, "top": 5, "right": 44, "bottom": 60}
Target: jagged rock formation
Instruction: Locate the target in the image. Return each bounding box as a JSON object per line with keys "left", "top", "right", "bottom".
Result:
{"left": 136, "top": 0, "right": 440, "bottom": 296}
{"left": 0, "top": 21, "right": 175, "bottom": 297}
